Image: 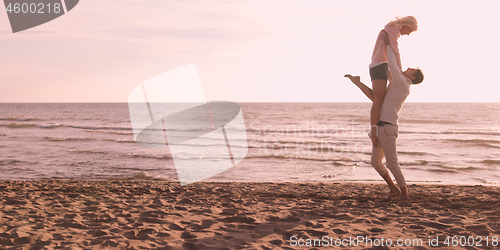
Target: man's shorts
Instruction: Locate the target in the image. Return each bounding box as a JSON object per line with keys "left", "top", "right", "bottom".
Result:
{"left": 369, "top": 63, "right": 388, "bottom": 81}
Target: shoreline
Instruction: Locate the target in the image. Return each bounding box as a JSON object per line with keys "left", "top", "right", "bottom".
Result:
{"left": 1, "top": 180, "right": 499, "bottom": 249}
{"left": 2, "top": 178, "right": 499, "bottom": 186}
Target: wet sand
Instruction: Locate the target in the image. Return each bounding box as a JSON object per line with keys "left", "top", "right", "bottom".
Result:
{"left": 0, "top": 180, "right": 499, "bottom": 249}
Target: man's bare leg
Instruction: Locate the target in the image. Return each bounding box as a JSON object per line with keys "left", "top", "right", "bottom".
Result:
{"left": 380, "top": 172, "right": 401, "bottom": 201}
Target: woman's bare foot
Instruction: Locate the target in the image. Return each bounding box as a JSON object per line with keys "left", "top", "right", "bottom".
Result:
{"left": 344, "top": 74, "right": 361, "bottom": 84}
{"left": 383, "top": 189, "right": 401, "bottom": 202}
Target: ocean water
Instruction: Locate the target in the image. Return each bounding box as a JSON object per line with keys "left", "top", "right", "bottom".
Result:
{"left": 0, "top": 103, "right": 499, "bottom": 185}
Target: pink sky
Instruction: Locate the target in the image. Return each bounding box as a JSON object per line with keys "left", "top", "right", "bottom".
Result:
{"left": 1, "top": 0, "right": 499, "bottom": 102}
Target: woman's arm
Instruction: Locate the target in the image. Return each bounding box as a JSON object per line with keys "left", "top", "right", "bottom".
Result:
{"left": 384, "top": 25, "right": 402, "bottom": 70}
{"left": 344, "top": 74, "right": 373, "bottom": 101}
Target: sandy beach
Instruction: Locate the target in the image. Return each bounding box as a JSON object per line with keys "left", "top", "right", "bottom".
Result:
{"left": 0, "top": 180, "right": 499, "bottom": 249}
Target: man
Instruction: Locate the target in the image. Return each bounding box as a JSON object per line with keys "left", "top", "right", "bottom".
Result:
{"left": 345, "top": 35, "right": 424, "bottom": 202}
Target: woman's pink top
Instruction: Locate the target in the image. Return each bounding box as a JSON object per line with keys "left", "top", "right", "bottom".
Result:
{"left": 370, "top": 25, "right": 401, "bottom": 70}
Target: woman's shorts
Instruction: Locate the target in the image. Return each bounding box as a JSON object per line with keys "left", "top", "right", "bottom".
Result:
{"left": 369, "top": 63, "right": 388, "bottom": 81}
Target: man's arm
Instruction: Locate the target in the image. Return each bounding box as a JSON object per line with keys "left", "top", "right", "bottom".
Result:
{"left": 386, "top": 45, "right": 406, "bottom": 83}
{"left": 344, "top": 74, "right": 373, "bottom": 101}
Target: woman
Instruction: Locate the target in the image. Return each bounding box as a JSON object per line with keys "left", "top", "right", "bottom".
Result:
{"left": 369, "top": 16, "right": 418, "bottom": 148}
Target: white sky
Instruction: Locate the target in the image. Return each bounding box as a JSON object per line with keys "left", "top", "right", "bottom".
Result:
{"left": 0, "top": 0, "right": 499, "bottom": 102}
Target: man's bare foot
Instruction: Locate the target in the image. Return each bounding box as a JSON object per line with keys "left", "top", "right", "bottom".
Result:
{"left": 382, "top": 189, "right": 401, "bottom": 202}
{"left": 400, "top": 187, "right": 409, "bottom": 202}
{"left": 344, "top": 74, "right": 361, "bottom": 84}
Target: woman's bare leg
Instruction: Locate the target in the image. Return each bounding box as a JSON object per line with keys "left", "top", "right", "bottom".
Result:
{"left": 371, "top": 79, "right": 387, "bottom": 147}
{"left": 344, "top": 75, "right": 374, "bottom": 101}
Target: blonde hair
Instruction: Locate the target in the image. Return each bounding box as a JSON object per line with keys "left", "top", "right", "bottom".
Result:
{"left": 387, "top": 16, "right": 418, "bottom": 31}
